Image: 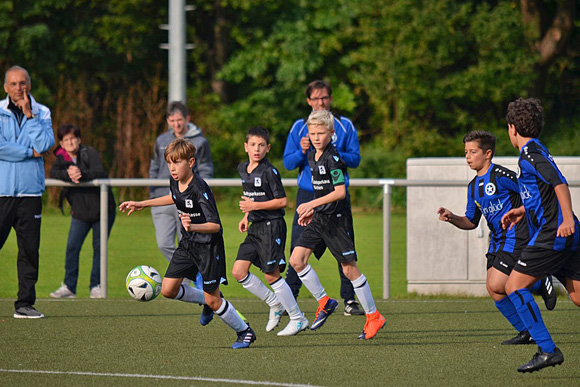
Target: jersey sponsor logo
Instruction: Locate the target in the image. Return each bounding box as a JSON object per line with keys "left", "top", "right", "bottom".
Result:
{"left": 485, "top": 183, "right": 496, "bottom": 196}
{"left": 318, "top": 165, "right": 326, "bottom": 174}
{"left": 177, "top": 209, "right": 201, "bottom": 217}
{"left": 519, "top": 185, "right": 532, "bottom": 201}
{"left": 254, "top": 177, "right": 261, "bottom": 187}
{"left": 243, "top": 191, "right": 265, "bottom": 197}
{"left": 185, "top": 199, "right": 193, "bottom": 208}
{"left": 203, "top": 192, "right": 209, "bottom": 200}
{"left": 475, "top": 199, "right": 504, "bottom": 216}
{"left": 312, "top": 179, "right": 330, "bottom": 190}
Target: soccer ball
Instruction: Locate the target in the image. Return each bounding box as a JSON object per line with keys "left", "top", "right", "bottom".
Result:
{"left": 126, "top": 265, "right": 162, "bottom": 302}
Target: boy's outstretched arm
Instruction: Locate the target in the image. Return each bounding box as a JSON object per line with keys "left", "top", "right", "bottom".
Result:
{"left": 119, "top": 194, "right": 174, "bottom": 215}
{"left": 437, "top": 207, "right": 477, "bottom": 230}
{"left": 180, "top": 215, "right": 221, "bottom": 234}
{"left": 555, "top": 184, "right": 576, "bottom": 237}
{"left": 239, "top": 196, "right": 287, "bottom": 213}
{"left": 501, "top": 206, "right": 525, "bottom": 230}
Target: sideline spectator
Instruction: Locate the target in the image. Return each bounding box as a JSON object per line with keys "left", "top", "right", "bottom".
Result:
{"left": 49, "top": 124, "right": 116, "bottom": 299}
{"left": 149, "top": 101, "right": 213, "bottom": 286}
{"left": 0, "top": 65, "right": 54, "bottom": 319}
{"left": 283, "top": 80, "right": 364, "bottom": 316}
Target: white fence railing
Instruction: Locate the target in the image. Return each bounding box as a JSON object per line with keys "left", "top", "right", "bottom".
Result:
{"left": 45, "top": 178, "right": 580, "bottom": 299}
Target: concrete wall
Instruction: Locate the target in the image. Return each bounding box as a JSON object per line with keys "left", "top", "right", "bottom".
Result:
{"left": 406, "top": 156, "right": 580, "bottom": 296}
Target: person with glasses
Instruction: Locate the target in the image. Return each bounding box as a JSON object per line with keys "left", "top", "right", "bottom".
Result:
{"left": 283, "top": 79, "right": 364, "bottom": 317}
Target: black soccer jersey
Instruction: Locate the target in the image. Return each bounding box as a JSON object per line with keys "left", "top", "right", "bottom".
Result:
{"left": 169, "top": 175, "right": 222, "bottom": 244}
{"left": 307, "top": 143, "right": 349, "bottom": 215}
{"left": 465, "top": 163, "right": 529, "bottom": 254}
{"left": 237, "top": 158, "right": 286, "bottom": 223}
{"left": 517, "top": 139, "right": 580, "bottom": 251}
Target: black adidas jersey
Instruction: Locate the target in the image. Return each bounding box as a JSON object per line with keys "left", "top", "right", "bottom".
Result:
{"left": 307, "top": 143, "right": 349, "bottom": 215}
{"left": 237, "top": 158, "right": 286, "bottom": 223}
{"left": 169, "top": 175, "right": 222, "bottom": 244}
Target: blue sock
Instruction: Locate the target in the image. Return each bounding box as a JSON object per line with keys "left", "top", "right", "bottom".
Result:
{"left": 494, "top": 297, "right": 525, "bottom": 332}
{"left": 530, "top": 279, "right": 541, "bottom": 293}
{"left": 508, "top": 288, "right": 556, "bottom": 353}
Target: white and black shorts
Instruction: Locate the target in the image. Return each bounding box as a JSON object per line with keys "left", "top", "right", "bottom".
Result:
{"left": 514, "top": 246, "right": 580, "bottom": 282}
{"left": 236, "top": 218, "right": 287, "bottom": 274}
{"left": 296, "top": 211, "right": 357, "bottom": 263}
{"left": 165, "top": 237, "right": 227, "bottom": 293}
{"left": 486, "top": 250, "right": 519, "bottom": 276}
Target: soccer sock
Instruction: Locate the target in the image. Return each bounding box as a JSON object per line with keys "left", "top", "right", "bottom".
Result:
{"left": 239, "top": 273, "right": 280, "bottom": 307}
{"left": 508, "top": 288, "right": 556, "bottom": 353}
{"left": 271, "top": 277, "right": 302, "bottom": 320}
{"left": 297, "top": 264, "right": 327, "bottom": 301}
{"left": 351, "top": 274, "right": 377, "bottom": 314}
{"left": 216, "top": 299, "right": 249, "bottom": 333}
{"left": 175, "top": 284, "right": 206, "bottom": 304}
{"left": 494, "top": 296, "right": 525, "bottom": 332}
{"left": 530, "top": 279, "right": 541, "bottom": 292}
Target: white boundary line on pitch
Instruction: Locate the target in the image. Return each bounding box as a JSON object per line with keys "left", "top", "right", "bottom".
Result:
{"left": 0, "top": 369, "right": 326, "bottom": 387}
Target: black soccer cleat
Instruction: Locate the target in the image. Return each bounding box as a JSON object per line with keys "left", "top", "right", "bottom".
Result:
{"left": 517, "top": 347, "right": 564, "bottom": 373}
{"left": 540, "top": 276, "right": 557, "bottom": 311}
{"left": 502, "top": 330, "right": 535, "bottom": 345}
{"left": 232, "top": 326, "right": 256, "bottom": 349}
{"left": 344, "top": 300, "right": 365, "bottom": 316}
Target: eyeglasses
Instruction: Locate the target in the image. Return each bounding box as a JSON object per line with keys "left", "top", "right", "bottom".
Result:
{"left": 309, "top": 96, "right": 331, "bottom": 102}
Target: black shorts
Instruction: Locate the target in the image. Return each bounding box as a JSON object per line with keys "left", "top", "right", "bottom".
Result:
{"left": 296, "top": 211, "right": 357, "bottom": 263}
{"left": 514, "top": 246, "right": 580, "bottom": 282}
{"left": 236, "top": 218, "right": 287, "bottom": 274}
{"left": 486, "top": 250, "right": 519, "bottom": 276}
{"left": 165, "top": 237, "right": 227, "bottom": 293}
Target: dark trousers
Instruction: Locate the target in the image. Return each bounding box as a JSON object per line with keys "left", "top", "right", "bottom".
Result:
{"left": 286, "top": 188, "right": 355, "bottom": 302}
{"left": 0, "top": 197, "right": 42, "bottom": 309}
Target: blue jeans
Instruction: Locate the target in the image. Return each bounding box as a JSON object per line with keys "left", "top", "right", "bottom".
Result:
{"left": 64, "top": 212, "right": 115, "bottom": 293}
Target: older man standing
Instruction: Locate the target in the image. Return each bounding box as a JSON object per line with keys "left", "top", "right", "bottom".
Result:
{"left": 0, "top": 65, "right": 54, "bottom": 319}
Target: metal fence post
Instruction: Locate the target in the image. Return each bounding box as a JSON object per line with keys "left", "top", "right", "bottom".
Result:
{"left": 380, "top": 179, "right": 394, "bottom": 299}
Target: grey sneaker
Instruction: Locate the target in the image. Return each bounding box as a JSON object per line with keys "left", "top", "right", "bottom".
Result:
{"left": 90, "top": 285, "right": 103, "bottom": 299}
{"left": 266, "top": 303, "right": 285, "bottom": 332}
{"left": 50, "top": 283, "right": 76, "bottom": 299}
{"left": 14, "top": 306, "right": 45, "bottom": 319}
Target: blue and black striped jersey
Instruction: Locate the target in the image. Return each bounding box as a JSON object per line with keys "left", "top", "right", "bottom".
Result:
{"left": 465, "top": 163, "right": 529, "bottom": 254}
{"left": 517, "top": 139, "right": 580, "bottom": 251}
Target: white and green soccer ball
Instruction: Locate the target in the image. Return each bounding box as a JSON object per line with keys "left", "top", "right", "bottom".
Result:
{"left": 126, "top": 265, "right": 162, "bottom": 302}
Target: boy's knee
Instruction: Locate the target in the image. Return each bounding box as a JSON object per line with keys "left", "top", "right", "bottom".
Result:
{"left": 161, "top": 286, "right": 178, "bottom": 299}
{"left": 569, "top": 292, "right": 580, "bottom": 307}
{"left": 231, "top": 268, "right": 247, "bottom": 282}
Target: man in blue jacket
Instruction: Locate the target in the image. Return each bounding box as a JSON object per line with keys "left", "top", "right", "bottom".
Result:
{"left": 283, "top": 80, "right": 364, "bottom": 316}
{"left": 0, "top": 66, "right": 54, "bottom": 319}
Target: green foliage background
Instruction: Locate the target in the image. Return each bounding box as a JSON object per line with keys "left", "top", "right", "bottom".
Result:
{"left": 1, "top": 0, "right": 579, "bottom": 206}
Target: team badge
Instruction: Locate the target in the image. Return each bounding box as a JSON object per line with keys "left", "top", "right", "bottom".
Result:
{"left": 318, "top": 165, "right": 326, "bottom": 174}
{"left": 254, "top": 177, "right": 261, "bottom": 187}
{"left": 185, "top": 199, "right": 193, "bottom": 208}
{"left": 485, "top": 183, "right": 496, "bottom": 196}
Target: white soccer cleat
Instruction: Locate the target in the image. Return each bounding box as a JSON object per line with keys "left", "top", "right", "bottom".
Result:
{"left": 266, "top": 303, "right": 285, "bottom": 332}
{"left": 277, "top": 314, "right": 309, "bottom": 336}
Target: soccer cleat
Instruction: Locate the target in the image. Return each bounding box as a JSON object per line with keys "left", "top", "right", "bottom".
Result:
{"left": 357, "top": 310, "right": 386, "bottom": 340}
{"left": 502, "top": 330, "right": 535, "bottom": 345}
{"left": 200, "top": 304, "right": 214, "bottom": 326}
{"left": 266, "top": 304, "right": 285, "bottom": 332}
{"left": 517, "top": 347, "right": 564, "bottom": 373}
{"left": 50, "top": 283, "right": 76, "bottom": 299}
{"left": 232, "top": 326, "right": 256, "bottom": 349}
{"left": 277, "top": 314, "right": 309, "bottom": 336}
{"left": 14, "top": 306, "right": 45, "bottom": 319}
{"left": 540, "top": 276, "right": 557, "bottom": 311}
{"left": 344, "top": 299, "right": 365, "bottom": 316}
{"left": 310, "top": 298, "right": 338, "bottom": 331}
{"left": 90, "top": 285, "right": 103, "bottom": 299}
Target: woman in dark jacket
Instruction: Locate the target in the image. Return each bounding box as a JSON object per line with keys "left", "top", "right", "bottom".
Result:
{"left": 49, "top": 124, "right": 115, "bottom": 299}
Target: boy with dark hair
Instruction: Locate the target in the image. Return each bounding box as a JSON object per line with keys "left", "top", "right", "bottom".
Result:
{"left": 438, "top": 130, "right": 556, "bottom": 346}
{"left": 120, "top": 138, "right": 255, "bottom": 349}
{"left": 502, "top": 97, "right": 580, "bottom": 372}
{"left": 232, "top": 126, "right": 309, "bottom": 336}
{"left": 289, "top": 110, "right": 385, "bottom": 339}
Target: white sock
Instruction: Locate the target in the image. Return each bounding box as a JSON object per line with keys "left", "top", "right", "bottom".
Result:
{"left": 175, "top": 284, "right": 206, "bottom": 304}
{"left": 216, "top": 299, "right": 248, "bottom": 332}
{"left": 297, "top": 264, "right": 326, "bottom": 301}
{"left": 239, "top": 273, "right": 279, "bottom": 307}
{"left": 352, "top": 274, "right": 376, "bottom": 314}
{"left": 271, "top": 277, "right": 302, "bottom": 320}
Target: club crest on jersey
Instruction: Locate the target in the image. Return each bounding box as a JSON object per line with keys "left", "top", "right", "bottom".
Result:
{"left": 485, "top": 183, "right": 496, "bottom": 196}
{"left": 203, "top": 192, "right": 209, "bottom": 200}
{"left": 185, "top": 199, "right": 193, "bottom": 208}
{"left": 318, "top": 165, "right": 326, "bottom": 174}
{"left": 254, "top": 177, "right": 261, "bottom": 187}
